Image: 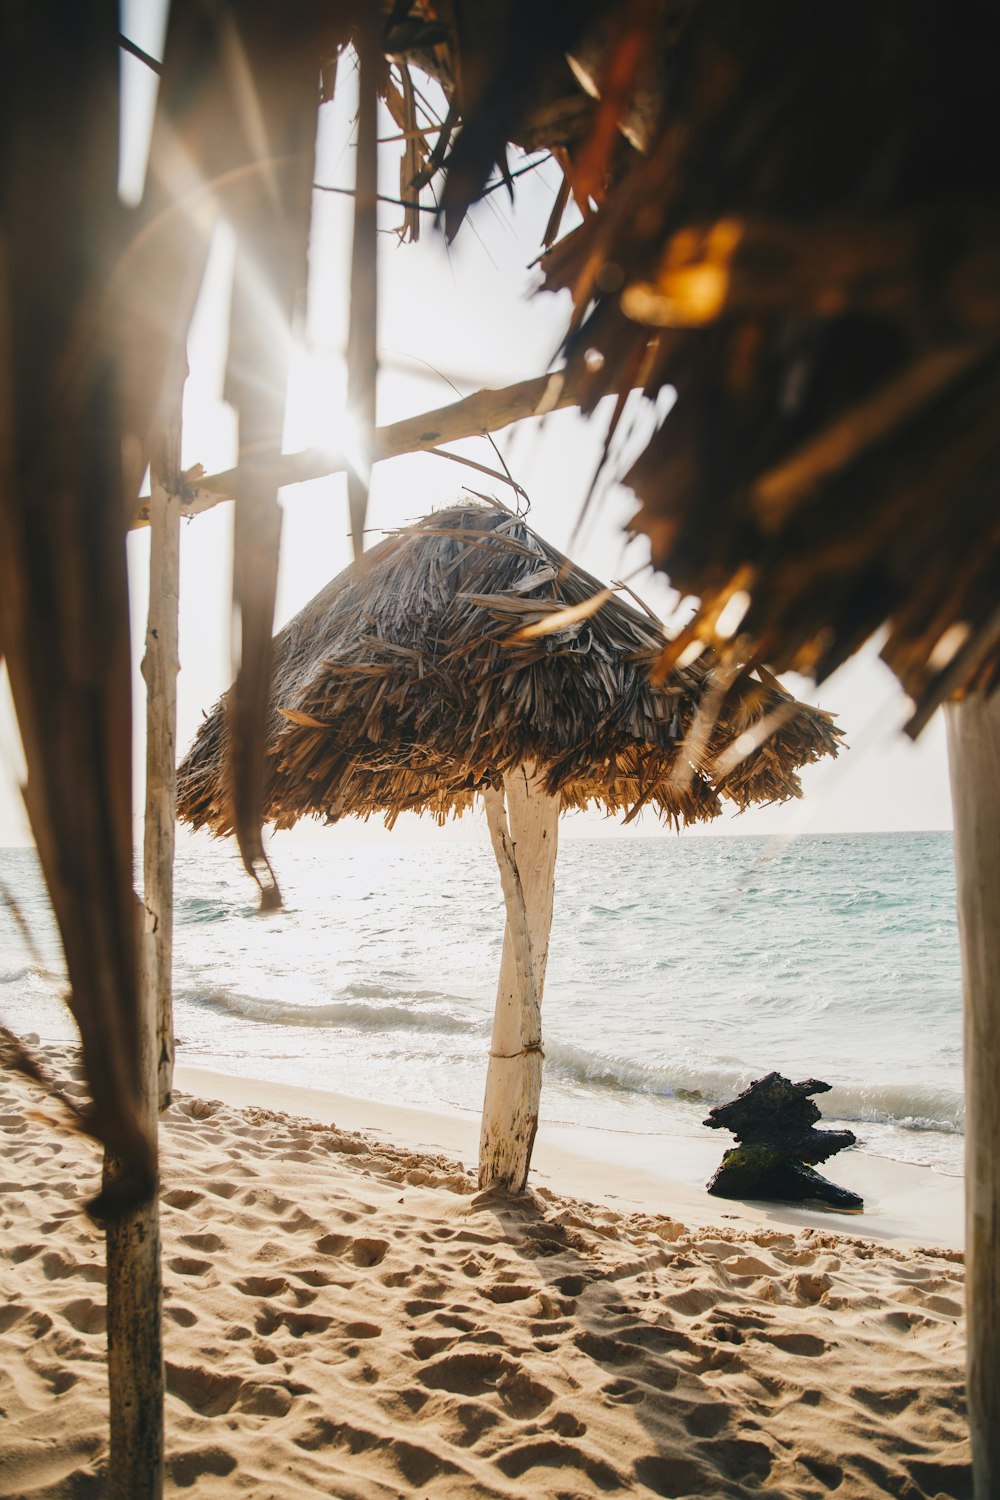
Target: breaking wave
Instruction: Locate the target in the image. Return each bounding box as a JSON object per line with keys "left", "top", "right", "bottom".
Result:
{"left": 183, "top": 982, "right": 483, "bottom": 1037}
{"left": 542, "top": 1039, "right": 965, "bottom": 1136}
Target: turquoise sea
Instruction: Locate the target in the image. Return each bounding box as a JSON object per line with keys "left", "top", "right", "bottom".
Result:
{"left": 0, "top": 831, "right": 963, "bottom": 1177}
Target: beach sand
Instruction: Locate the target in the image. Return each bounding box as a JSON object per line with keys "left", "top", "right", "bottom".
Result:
{"left": 0, "top": 1048, "right": 970, "bottom": 1499}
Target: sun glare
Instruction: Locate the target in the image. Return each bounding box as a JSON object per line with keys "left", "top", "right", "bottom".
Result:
{"left": 283, "top": 344, "right": 369, "bottom": 475}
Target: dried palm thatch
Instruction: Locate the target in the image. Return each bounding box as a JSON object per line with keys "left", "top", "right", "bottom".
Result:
{"left": 381, "top": 4, "right": 1000, "bottom": 733}
{"left": 178, "top": 501, "right": 841, "bottom": 833}
{"left": 533, "top": 3, "right": 1000, "bottom": 734}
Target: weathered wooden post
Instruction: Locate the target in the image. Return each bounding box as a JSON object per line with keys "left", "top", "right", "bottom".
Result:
{"left": 945, "top": 692, "right": 1000, "bottom": 1499}
{"left": 141, "top": 412, "right": 183, "bottom": 1110}
{"left": 479, "top": 764, "right": 560, "bottom": 1191}
{"left": 103, "top": 1013, "right": 163, "bottom": 1500}
{"left": 102, "top": 416, "right": 185, "bottom": 1499}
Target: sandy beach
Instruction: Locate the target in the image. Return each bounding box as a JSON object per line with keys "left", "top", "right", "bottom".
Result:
{"left": 0, "top": 1047, "right": 970, "bottom": 1499}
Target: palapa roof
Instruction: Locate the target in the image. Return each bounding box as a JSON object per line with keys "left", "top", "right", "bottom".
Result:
{"left": 178, "top": 502, "right": 841, "bottom": 834}
{"left": 378, "top": 5, "right": 1000, "bottom": 733}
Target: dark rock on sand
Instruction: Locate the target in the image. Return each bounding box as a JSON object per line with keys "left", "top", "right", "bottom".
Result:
{"left": 704, "top": 1072, "right": 863, "bottom": 1212}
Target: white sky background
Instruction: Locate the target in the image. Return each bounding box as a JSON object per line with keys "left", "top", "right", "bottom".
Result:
{"left": 0, "top": 25, "right": 953, "bottom": 848}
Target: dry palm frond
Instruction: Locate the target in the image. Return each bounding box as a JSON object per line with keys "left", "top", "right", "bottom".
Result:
{"left": 396, "top": 2, "right": 1000, "bottom": 728}
{"left": 178, "top": 502, "right": 841, "bottom": 836}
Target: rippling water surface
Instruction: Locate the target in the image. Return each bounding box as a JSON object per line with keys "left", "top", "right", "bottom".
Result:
{"left": 0, "top": 830, "right": 962, "bottom": 1174}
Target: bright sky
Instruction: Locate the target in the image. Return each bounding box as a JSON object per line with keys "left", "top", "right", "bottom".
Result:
{"left": 0, "top": 27, "right": 954, "bottom": 849}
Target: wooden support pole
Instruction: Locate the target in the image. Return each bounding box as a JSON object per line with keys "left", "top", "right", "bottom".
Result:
{"left": 480, "top": 765, "right": 560, "bottom": 1191}
{"left": 102, "top": 394, "right": 186, "bottom": 1500}
{"left": 141, "top": 415, "right": 182, "bottom": 1110}
{"left": 945, "top": 692, "right": 1000, "bottom": 1498}
{"left": 129, "top": 369, "right": 602, "bottom": 530}
{"left": 344, "top": 0, "right": 379, "bottom": 559}
{"left": 103, "top": 897, "right": 163, "bottom": 1499}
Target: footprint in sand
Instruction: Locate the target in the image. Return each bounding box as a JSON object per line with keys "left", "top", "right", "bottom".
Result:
{"left": 722, "top": 1254, "right": 777, "bottom": 1279}
{"left": 254, "top": 1308, "right": 332, "bottom": 1339}
{"left": 314, "top": 1233, "right": 388, "bottom": 1267}
{"left": 0, "top": 1434, "right": 104, "bottom": 1497}
{"left": 402, "top": 1299, "right": 440, "bottom": 1318}
{"left": 236, "top": 1382, "right": 294, "bottom": 1416}
{"left": 920, "top": 1293, "right": 963, "bottom": 1317}
{"left": 162, "top": 1188, "right": 203, "bottom": 1211}
{"left": 553, "top": 1274, "right": 589, "bottom": 1296}
{"left": 496, "top": 1366, "right": 555, "bottom": 1419}
{"left": 223, "top": 1323, "right": 253, "bottom": 1341}
{"left": 295, "top": 1268, "right": 336, "bottom": 1288}
{"left": 442, "top": 1400, "right": 500, "bottom": 1448}
{"left": 602, "top": 1377, "right": 646, "bottom": 1406}
{"left": 574, "top": 1330, "right": 638, "bottom": 1367}
{"left": 36, "top": 1362, "right": 80, "bottom": 1395}
{"left": 59, "top": 1298, "right": 106, "bottom": 1335}
{"left": 792, "top": 1272, "right": 833, "bottom": 1303}
{"left": 496, "top": 1438, "right": 618, "bottom": 1489}
{"left": 167, "top": 1256, "right": 213, "bottom": 1278}
{"left": 41, "top": 1250, "right": 104, "bottom": 1283}
{"left": 482, "top": 1281, "right": 536, "bottom": 1304}
{"left": 165, "top": 1361, "right": 244, "bottom": 1416}
{"left": 417, "top": 1348, "right": 510, "bottom": 1395}
{"left": 0, "top": 1301, "right": 29, "bottom": 1333}
{"left": 167, "top": 1445, "right": 238, "bottom": 1488}
{"left": 412, "top": 1278, "right": 448, "bottom": 1300}
{"left": 235, "top": 1274, "right": 288, "bottom": 1298}
{"left": 633, "top": 1452, "right": 717, "bottom": 1497}
{"left": 204, "top": 1179, "right": 240, "bottom": 1200}
{"left": 433, "top": 1312, "right": 478, "bottom": 1334}
{"left": 548, "top": 1409, "right": 587, "bottom": 1437}
{"left": 801, "top": 1454, "right": 845, "bottom": 1489}
{"left": 411, "top": 1333, "right": 455, "bottom": 1360}
{"left": 180, "top": 1231, "right": 223, "bottom": 1253}
{"left": 682, "top": 1400, "right": 732, "bottom": 1438}
{"left": 276, "top": 1207, "right": 318, "bottom": 1232}
{"left": 755, "top": 1329, "right": 829, "bottom": 1357}
{"left": 705, "top": 1434, "right": 774, "bottom": 1483}
{"left": 662, "top": 1285, "right": 718, "bottom": 1317}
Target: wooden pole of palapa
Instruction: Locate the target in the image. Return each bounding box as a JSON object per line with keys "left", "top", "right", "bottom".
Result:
{"left": 142, "top": 407, "right": 183, "bottom": 1110}
{"left": 103, "top": 981, "right": 163, "bottom": 1499}
{"left": 103, "top": 401, "right": 186, "bottom": 1497}
{"left": 945, "top": 692, "right": 1000, "bottom": 1499}
{"left": 480, "top": 765, "right": 560, "bottom": 1191}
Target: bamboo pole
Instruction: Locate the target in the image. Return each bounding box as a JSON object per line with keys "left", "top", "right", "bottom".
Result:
{"left": 345, "top": 0, "right": 379, "bottom": 558}
{"left": 103, "top": 900, "right": 163, "bottom": 1499}
{"left": 480, "top": 765, "right": 560, "bottom": 1191}
{"left": 129, "top": 369, "right": 595, "bottom": 530}
{"left": 141, "top": 417, "right": 182, "bottom": 1109}
{"left": 945, "top": 692, "right": 1000, "bottom": 1498}
{"left": 101, "top": 395, "right": 187, "bottom": 1500}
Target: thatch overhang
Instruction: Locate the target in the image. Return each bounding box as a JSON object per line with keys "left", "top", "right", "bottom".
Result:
{"left": 380, "top": 5, "right": 1000, "bottom": 732}
{"left": 177, "top": 502, "right": 841, "bottom": 834}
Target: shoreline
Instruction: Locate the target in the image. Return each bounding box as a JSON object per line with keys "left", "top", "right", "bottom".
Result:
{"left": 177, "top": 1063, "right": 965, "bottom": 1251}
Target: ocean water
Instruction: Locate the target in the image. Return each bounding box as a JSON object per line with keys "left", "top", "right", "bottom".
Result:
{"left": 0, "top": 831, "right": 963, "bottom": 1177}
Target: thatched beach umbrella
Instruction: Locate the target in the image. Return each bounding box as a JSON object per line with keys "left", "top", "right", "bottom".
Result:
{"left": 178, "top": 500, "right": 841, "bottom": 1191}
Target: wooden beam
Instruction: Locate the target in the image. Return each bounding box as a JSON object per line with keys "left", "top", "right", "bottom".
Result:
{"left": 141, "top": 403, "right": 183, "bottom": 1110}
{"left": 129, "top": 370, "right": 585, "bottom": 530}
{"left": 945, "top": 692, "right": 1000, "bottom": 1498}
{"left": 344, "top": 0, "right": 379, "bottom": 557}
